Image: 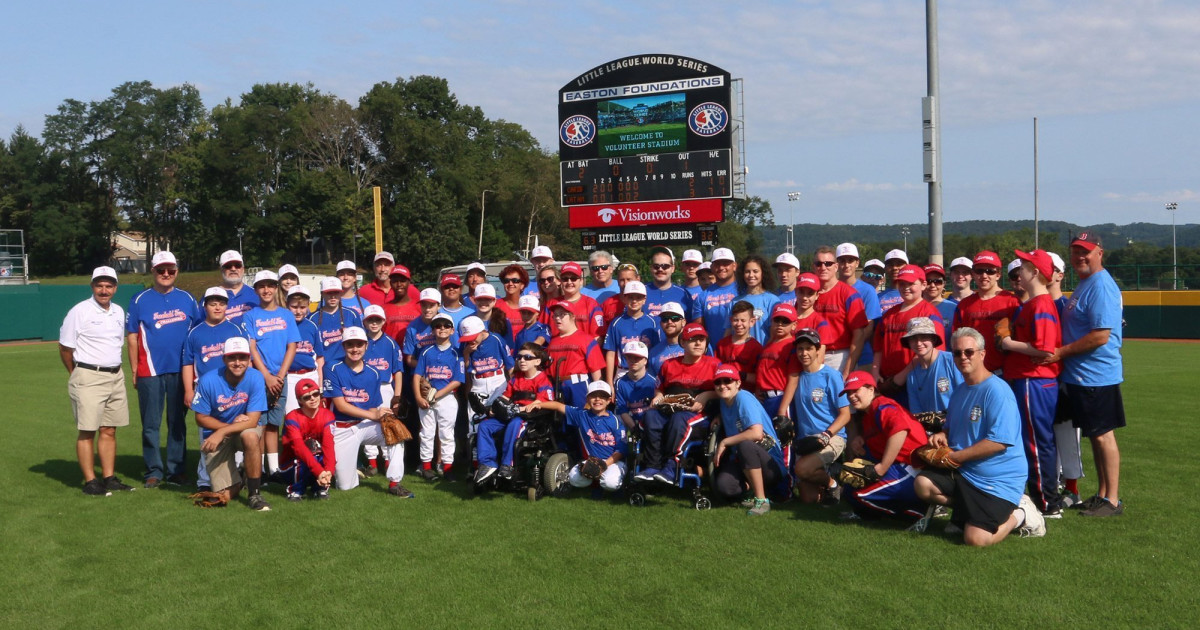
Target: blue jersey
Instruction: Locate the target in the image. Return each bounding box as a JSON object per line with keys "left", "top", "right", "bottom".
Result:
{"left": 183, "top": 320, "right": 248, "bottom": 379}
{"left": 564, "top": 407, "right": 626, "bottom": 460}
{"left": 191, "top": 366, "right": 268, "bottom": 438}
{"left": 719, "top": 390, "right": 786, "bottom": 472}
{"left": 878, "top": 288, "right": 902, "bottom": 315}
{"left": 403, "top": 318, "right": 436, "bottom": 361}
{"left": 364, "top": 334, "right": 403, "bottom": 383}
{"left": 323, "top": 361, "right": 384, "bottom": 423}
{"left": 684, "top": 284, "right": 703, "bottom": 303}
{"left": 906, "top": 350, "right": 962, "bottom": 414}
{"left": 855, "top": 279, "right": 884, "bottom": 365}
{"left": 291, "top": 318, "right": 322, "bottom": 372}
{"left": 946, "top": 375, "right": 1027, "bottom": 504}
{"left": 1061, "top": 269, "right": 1123, "bottom": 386}
{"left": 222, "top": 284, "right": 259, "bottom": 325}
{"left": 791, "top": 365, "right": 849, "bottom": 438}
{"left": 341, "top": 293, "right": 370, "bottom": 318}
{"left": 242, "top": 306, "right": 301, "bottom": 375}
{"left": 734, "top": 291, "right": 780, "bottom": 344}
{"left": 580, "top": 281, "right": 618, "bottom": 303}
{"left": 935, "top": 299, "right": 958, "bottom": 331}
{"left": 440, "top": 304, "right": 476, "bottom": 338}
{"left": 464, "top": 333, "right": 513, "bottom": 377}
{"left": 414, "top": 343, "right": 466, "bottom": 390}
{"left": 646, "top": 284, "right": 693, "bottom": 322}
{"left": 648, "top": 340, "right": 684, "bottom": 378}
{"left": 126, "top": 286, "right": 199, "bottom": 375}
{"left": 692, "top": 282, "right": 739, "bottom": 341}
{"left": 309, "top": 308, "right": 363, "bottom": 366}
{"left": 777, "top": 289, "right": 796, "bottom": 308}
{"left": 602, "top": 312, "right": 663, "bottom": 370}
{"left": 514, "top": 321, "right": 551, "bottom": 349}
{"left": 615, "top": 371, "right": 657, "bottom": 418}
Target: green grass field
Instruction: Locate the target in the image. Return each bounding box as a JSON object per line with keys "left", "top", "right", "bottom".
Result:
{"left": 3, "top": 340, "right": 1197, "bottom": 627}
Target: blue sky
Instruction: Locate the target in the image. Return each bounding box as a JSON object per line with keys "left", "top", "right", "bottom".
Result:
{"left": 2, "top": 1, "right": 1196, "bottom": 228}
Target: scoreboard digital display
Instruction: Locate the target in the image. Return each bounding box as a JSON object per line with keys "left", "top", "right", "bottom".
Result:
{"left": 561, "top": 149, "right": 732, "bottom": 206}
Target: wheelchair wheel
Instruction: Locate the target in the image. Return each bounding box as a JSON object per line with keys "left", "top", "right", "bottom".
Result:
{"left": 527, "top": 486, "right": 539, "bottom": 502}
{"left": 543, "top": 452, "right": 571, "bottom": 496}
{"left": 694, "top": 496, "right": 712, "bottom": 510}
{"left": 628, "top": 491, "right": 646, "bottom": 507}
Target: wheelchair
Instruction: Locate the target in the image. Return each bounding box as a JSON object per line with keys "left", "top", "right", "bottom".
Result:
{"left": 624, "top": 411, "right": 722, "bottom": 510}
{"left": 468, "top": 395, "right": 572, "bottom": 502}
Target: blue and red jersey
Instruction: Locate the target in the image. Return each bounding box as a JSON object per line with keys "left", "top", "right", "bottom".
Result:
{"left": 414, "top": 342, "right": 466, "bottom": 390}
{"left": 282, "top": 407, "right": 337, "bottom": 474}
{"left": 182, "top": 320, "right": 248, "bottom": 379}
{"left": 323, "top": 361, "right": 384, "bottom": 423}
{"left": 1004, "top": 293, "right": 1061, "bottom": 380}
{"left": 125, "top": 287, "right": 198, "bottom": 376}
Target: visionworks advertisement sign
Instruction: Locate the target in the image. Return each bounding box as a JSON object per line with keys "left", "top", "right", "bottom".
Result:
{"left": 568, "top": 199, "right": 724, "bottom": 229}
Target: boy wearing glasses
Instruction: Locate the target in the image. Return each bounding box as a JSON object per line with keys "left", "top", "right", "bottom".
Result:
{"left": 217, "top": 250, "right": 257, "bottom": 324}
{"left": 648, "top": 302, "right": 687, "bottom": 378}
{"left": 413, "top": 313, "right": 465, "bottom": 482}
{"left": 951, "top": 252, "right": 1020, "bottom": 373}
{"left": 279, "top": 379, "right": 336, "bottom": 501}
{"left": 646, "top": 246, "right": 693, "bottom": 320}
{"left": 923, "top": 264, "right": 957, "bottom": 325}
{"left": 126, "top": 251, "right": 199, "bottom": 488}
{"left": 475, "top": 343, "right": 555, "bottom": 483}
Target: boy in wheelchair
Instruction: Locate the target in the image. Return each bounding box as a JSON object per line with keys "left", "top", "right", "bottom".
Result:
{"left": 473, "top": 343, "right": 555, "bottom": 485}
{"left": 522, "top": 381, "right": 627, "bottom": 493}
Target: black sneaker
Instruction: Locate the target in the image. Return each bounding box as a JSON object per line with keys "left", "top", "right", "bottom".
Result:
{"left": 497, "top": 465, "right": 515, "bottom": 480}
{"left": 1074, "top": 494, "right": 1103, "bottom": 511}
{"left": 164, "top": 473, "right": 189, "bottom": 485}
{"left": 144, "top": 477, "right": 161, "bottom": 489}
{"left": 103, "top": 476, "right": 134, "bottom": 492}
{"left": 247, "top": 493, "right": 272, "bottom": 511}
{"left": 388, "top": 483, "right": 414, "bottom": 498}
{"left": 474, "top": 466, "right": 497, "bottom": 484}
{"left": 442, "top": 470, "right": 458, "bottom": 483}
{"left": 286, "top": 491, "right": 304, "bottom": 502}
{"left": 821, "top": 483, "right": 842, "bottom": 506}
{"left": 83, "top": 478, "right": 110, "bottom": 496}
{"left": 418, "top": 468, "right": 438, "bottom": 482}
{"left": 359, "top": 465, "right": 378, "bottom": 478}
{"left": 315, "top": 487, "right": 330, "bottom": 500}
{"left": 1080, "top": 498, "right": 1124, "bottom": 517}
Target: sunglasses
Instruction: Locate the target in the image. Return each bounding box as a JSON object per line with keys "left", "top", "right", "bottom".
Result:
{"left": 651, "top": 263, "right": 673, "bottom": 271}
{"left": 155, "top": 267, "right": 178, "bottom": 276}
{"left": 432, "top": 322, "right": 453, "bottom": 329}
{"left": 862, "top": 271, "right": 883, "bottom": 280}
{"left": 714, "top": 379, "right": 736, "bottom": 387}
{"left": 539, "top": 276, "right": 558, "bottom": 283}
{"left": 813, "top": 261, "right": 837, "bottom": 268}
{"left": 300, "top": 392, "right": 321, "bottom": 401}
{"left": 928, "top": 278, "right": 945, "bottom": 285}
{"left": 516, "top": 354, "right": 538, "bottom": 361}
{"left": 502, "top": 277, "right": 523, "bottom": 284}
{"left": 552, "top": 310, "right": 573, "bottom": 319}
{"left": 222, "top": 262, "right": 243, "bottom": 269}
{"left": 952, "top": 349, "right": 978, "bottom": 358}
{"left": 660, "top": 315, "right": 683, "bottom": 322}
{"left": 560, "top": 275, "right": 581, "bottom": 282}
{"left": 973, "top": 268, "right": 1000, "bottom": 276}
{"left": 590, "top": 264, "right": 611, "bottom": 272}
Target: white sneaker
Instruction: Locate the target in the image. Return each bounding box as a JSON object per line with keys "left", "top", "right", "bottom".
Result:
{"left": 1018, "top": 494, "right": 1046, "bottom": 537}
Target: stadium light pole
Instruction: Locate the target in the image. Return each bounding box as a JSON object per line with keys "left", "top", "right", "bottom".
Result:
{"left": 1167, "top": 202, "right": 1178, "bottom": 290}
{"left": 901, "top": 226, "right": 911, "bottom": 255}
{"left": 786, "top": 192, "right": 801, "bottom": 254}
{"left": 478, "top": 189, "right": 494, "bottom": 259}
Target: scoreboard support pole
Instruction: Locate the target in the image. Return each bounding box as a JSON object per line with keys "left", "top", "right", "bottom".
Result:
{"left": 373, "top": 186, "right": 383, "bottom": 254}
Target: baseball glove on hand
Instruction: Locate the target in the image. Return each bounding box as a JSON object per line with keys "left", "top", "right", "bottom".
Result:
{"left": 579, "top": 457, "right": 608, "bottom": 480}
{"left": 772, "top": 415, "right": 796, "bottom": 445}
{"left": 794, "top": 432, "right": 831, "bottom": 456}
{"left": 836, "top": 458, "right": 881, "bottom": 489}
{"left": 913, "top": 411, "right": 947, "bottom": 433}
{"left": 994, "top": 317, "right": 1012, "bottom": 347}
{"left": 418, "top": 377, "right": 436, "bottom": 404}
{"left": 380, "top": 412, "right": 413, "bottom": 445}
{"left": 189, "top": 491, "right": 227, "bottom": 508}
{"left": 656, "top": 393, "right": 696, "bottom": 414}
{"left": 304, "top": 437, "right": 323, "bottom": 457}
{"left": 912, "top": 444, "right": 959, "bottom": 469}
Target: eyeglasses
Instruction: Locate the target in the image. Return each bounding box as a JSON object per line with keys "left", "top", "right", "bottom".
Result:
{"left": 686, "top": 336, "right": 707, "bottom": 343}
{"left": 590, "top": 264, "right": 611, "bottom": 272}
{"left": 714, "top": 379, "right": 736, "bottom": 387}
{"left": 813, "top": 260, "right": 837, "bottom": 268}
{"left": 443, "top": 285, "right": 461, "bottom": 290}
{"left": 660, "top": 315, "right": 684, "bottom": 322}
{"left": 552, "top": 310, "right": 573, "bottom": 319}
{"left": 539, "top": 276, "right": 557, "bottom": 283}
{"left": 516, "top": 354, "right": 538, "bottom": 361}
{"left": 973, "top": 268, "right": 1000, "bottom": 276}
{"left": 222, "top": 262, "right": 243, "bottom": 269}
{"left": 928, "top": 278, "right": 945, "bottom": 285}
{"left": 560, "top": 275, "right": 581, "bottom": 282}
{"left": 862, "top": 272, "right": 883, "bottom": 280}
{"left": 651, "top": 263, "right": 673, "bottom": 271}
{"left": 155, "top": 267, "right": 178, "bottom": 276}
{"left": 502, "top": 277, "right": 522, "bottom": 284}
{"left": 300, "top": 392, "right": 321, "bottom": 401}
{"left": 952, "top": 349, "right": 978, "bottom": 358}
{"left": 432, "top": 322, "right": 453, "bottom": 329}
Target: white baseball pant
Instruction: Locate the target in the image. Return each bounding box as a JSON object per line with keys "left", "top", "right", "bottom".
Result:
{"left": 419, "top": 396, "right": 459, "bottom": 465}
{"left": 332, "top": 418, "right": 404, "bottom": 490}
{"left": 569, "top": 461, "right": 626, "bottom": 491}
{"left": 823, "top": 349, "right": 850, "bottom": 373}
{"left": 364, "top": 384, "right": 396, "bottom": 461}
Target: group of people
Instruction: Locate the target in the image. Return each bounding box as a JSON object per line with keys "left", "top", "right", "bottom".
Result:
{"left": 60, "top": 232, "right": 1127, "bottom": 546}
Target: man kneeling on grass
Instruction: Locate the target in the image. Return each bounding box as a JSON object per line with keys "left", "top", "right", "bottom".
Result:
{"left": 913, "top": 327, "right": 1045, "bottom": 546}
{"left": 522, "top": 381, "right": 626, "bottom": 494}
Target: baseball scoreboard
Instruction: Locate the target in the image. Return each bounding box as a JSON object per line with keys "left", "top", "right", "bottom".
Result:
{"left": 560, "top": 149, "right": 732, "bottom": 206}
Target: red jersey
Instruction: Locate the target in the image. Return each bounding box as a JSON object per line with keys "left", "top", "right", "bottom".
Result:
{"left": 658, "top": 354, "right": 721, "bottom": 395}
{"left": 546, "top": 330, "right": 605, "bottom": 379}
{"left": 861, "top": 396, "right": 928, "bottom": 465}
{"left": 281, "top": 407, "right": 337, "bottom": 474}
{"left": 716, "top": 337, "right": 763, "bottom": 381}
{"left": 756, "top": 336, "right": 799, "bottom": 393}
{"left": 793, "top": 310, "right": 832, "bottom": 346}
{"left": 495, "top": 299, "right": 525, "bottom": 337}
{"left": 503, "top": 372, "right": 555, "bottom": 404}
{"left": 814, "top": 281, "right": 869, "bottom": 350}
{"left": 952, "top": 291, "right": 1020, "bottom": 372}
{"left": 540, "top": 294, "right": 604, "bottom": 337}
{"left": 596, "top": 294, "right": 625, "bottom": 340}
{"left": 874, "top": 301, "right": 946, "bottom": 378}
{"left": 382, "top": 300, "right": 421, "bottom": 344}
{"left": 359, "top": 282, "right": 421, "bottom": 307}
{"left": 1003, "top": 293, "right": 1062, "bottom": 379}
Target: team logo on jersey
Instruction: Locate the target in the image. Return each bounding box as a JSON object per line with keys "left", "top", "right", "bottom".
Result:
{"left": 811, "top": 388, "right": 825, "bottom": 404}
{"left": 688, "top": 102, "right": 728, "bottom": 137}
{"left": 597, "top": 207, "right": 618, "bottom": 223}
{"left": 560, "top": 115, "right": 595, "bottom": 148}
{"left": 969, "top": 405, "right": 983, "bottom": 422}
{"left": 937, "top": 377, "right": 950, "bottom": 393}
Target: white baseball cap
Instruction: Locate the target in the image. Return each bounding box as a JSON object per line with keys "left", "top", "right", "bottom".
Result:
{"left": 586, "top": 381, "right": 613, "bottom": 397}
{"left": 650, "top": 245, "right": 675, "bottom": 261}
{"left": 863, "top": 259, "right": 885, "bottom": 271}
{"left": 774, "top": 253, "right": 800, "bottom": 269}
{"left": 278, "top": 264, "right": 299, "bottom": 278}
{"left": 151, "top": 251, "right": 177, "bottom": 268}
{"left": 320, "top": 277, "right": 342, "bottom": 293}
{"left": 698, "top": 262, "right": 712, "bottom": 271}
{"left": 373, "top": 251, "right": 394, "bottom": 264}
{"left": 1007, "top": 259, "right": 1023, "bottom": 274}
{"left": 531, "top": 245, "right": 553, "bottom": 260}
{"left": 623, "top": 280, "right": 647, "bottom": 296}
{"left": 836, "top": 243, "right": 860, "bottom": 259}
{"left": 430, "top": 312, "right": 453, "bottom": 326}
{"left": 659, "top": 302, "right": 685, "bottom": 318}
{"left": 223, "top": 336, "right": 250, "bottom": 355}
{"left": 286, "top": 285, "right": 311, "bottom": 300}
{"left": 466, "top": 262, "right": 487, "bottom": 275}
{"left": 252, "top": 270, "right": 279, "bottom": 286}
{"left": 518, "top": 294, "right": 540, "bottom": 312}
{"left": 949, "top": 256, "right": 974, "bottom": 271}
{"left": 419, "top": 288, "right": 442, "bottom": 304}
{"left": 341, "top": 326, "right": 368, "bottom": 343}
{"left": 621, "top": 340, "right": 649, "bottom": 358}
{"left": 363, "top": 304, "right": 386, "bottom": 321}
{"left": 474, "top": 284, "right": 497, "bottom": 300}
{"left": 203, "top": 287, "right": 228, "bottom": 302}
{"left": 884, "top": 249, "right": 909, "bottom": 263}
{"left": 1047, "top": 252, "right": 1065, "bottom": 273}
{"left": 219, "top": 250, "right": 242, "bottom": 266}
{"left": 711, "top": 247, "right": 735, "bottom": 263}
{"left": 91, "top": 266, "right": 118, "bottom": 283}
{"left": 335, "top": 260, "right": 356, "bottom": 273}
{"left": 681, "top": 249, "right": 703, "bottom": 264}
{"left": 458, "top": 315, "right": 486, "bottom": 343}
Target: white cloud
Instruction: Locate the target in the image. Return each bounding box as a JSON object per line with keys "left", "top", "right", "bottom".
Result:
{"left": 818, "top": 179, "right": 922, "bottom": 192}
{"left": 1102, "top": 189, "right": 1198, "bottom": 204}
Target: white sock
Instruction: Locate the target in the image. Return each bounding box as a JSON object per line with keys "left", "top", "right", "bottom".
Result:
{"left": 266, "top": 453, "right": 279, "bottom": 473}
{"left": 1015, "top": 508, "right": 1027, "bottom": 527}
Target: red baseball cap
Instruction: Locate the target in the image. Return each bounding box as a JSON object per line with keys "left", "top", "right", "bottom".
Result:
{"left": 294, "top": 378, "right": 320, "bottom": 399}
{"left": 1071, "top": 231, "right": 1102, "bottom": 252}
{"left": 796, "top": 272, "right": 821, "bottom": 292}
{"left": 923, "top": 263, "right": 945, "bottom": 278}
{"left": 770, "top": 303, "right": 798, "bottom": 322}
{"left": 973, "top": 251, "right": 1001, "bottom": 269}
{"left": 681, "top": 322, "right": 708, "bottom": 341}
{"left": 714, "top": 364, "right": 739, "bottom": 381}
{"left": 546, "top": 298, "right": 572, "bottom": 311}
{"left": 440, "top": 273, "right": 462, "bottom": 287}
{"left": 560, "top": 261, "right": 583, "bottom": 278}
{"left": 389, "top": 264, "right": 411, "bottom": 279}
{"left": 894, "top": 264, "right": 926, "bottom": 284}
{"left": 1014, "top": 249, "right": 1053, "bottom": 281}
{"left": 841, "top": 371, "right": 877, "bottom": 394}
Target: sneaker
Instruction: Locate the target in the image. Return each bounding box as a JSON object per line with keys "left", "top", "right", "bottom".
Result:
{"left": 164, "top": 473, "right": 189, "bottom": 486}
{"left": 388, "top": 482, "right": 414, "bottom": 498}
{"left": 820, "top": 483, "right": 842, "bottom": 507}
{"left": 1060, "top": 491, "right": 1082, "bottom": 509}
{"left": 442, "top": 470, "right": 458, "bottom": 483}
{"left": 1042, "top": 504, "right": 1063, "bottom": 519}
{"left": 197, "top": 485, "right": 212, "bottom": 494}
{"left": 144, "top": 477, "right": 161, "bottom": 489}
{"left": 474, "top": 466, "right": 497, "bottom": 484}
{"left": 286, "top": 491, "right": 303, "bottom": 502}
{"left": 633, "top": 468, "right": 657, "bottom": 483}
{"left": 653, "top": 463, "right": 676, "bottom": 485}
{"left": 747, "top": 498, "right": 770, "bottom": 516}
{"left": 933, "top": 505, "right": 951, "bottom": 518}
{"left": 907, "top": 505, "right": 937, "bottom": 533}
{"left": 1074, "top": 494, "right": 1103, "bottom": 511}
{"left": 944, "top": 522, "right": 963, "bottom": 535}
{"left": 315, "top": 487, "right": 330, "bottom": 500}
{"left": 839, "top": 510, "right": 863, "bottom": 521}
{"left": 418, "top": 467, "right": 438, "bottom": 482}
{"left": 247, "top": 493, "right": 272, "bottom": 511}
{"left": 1017, "top": 494, "right": 1046, "bottom": 537}
{"left": 359, "top": 465, "right": 377, "bottom": 478}
{"left": 103, "top": 476, "right": 134, "bottom": 492}
{"left": 1080, "top": 498, "right": 1124, "bottom": 517}
{"left": 82, "top": 478, "right": 111, "bottom": 496}
{"left": 739, "top": 494, "right": 757, "bottom": 509}
{"left": 497, "top": 465, "right": 515, "bottom": 480}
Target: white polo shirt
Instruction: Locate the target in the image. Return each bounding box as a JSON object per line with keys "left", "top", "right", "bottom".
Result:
{"left": 60, "top": 297, "right": 126, "bottom": 367}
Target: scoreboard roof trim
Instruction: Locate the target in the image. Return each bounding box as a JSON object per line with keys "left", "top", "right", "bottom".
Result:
{"left": 561, "top": 54, "right": 730, "bottom": 92}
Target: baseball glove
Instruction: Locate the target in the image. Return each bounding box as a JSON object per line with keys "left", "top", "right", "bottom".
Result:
{"left": 490, "top": 398, "right": 522, "bottom": 423}
{"left": 468, "top": 391, "right": 489, "bottom": 416}
{"left": 579, "top": 456, "right": 607, "bottom": 480}
{"left": 912, "top": 444, "right": 959, "bottom": 469}
{"left": 794, "top": 432, "right": 831, "bottom": 456}
{"left": 772, "top": 415, "right": 796, "bottom": 445}
{"left": 418, "top": 376, "right": 436, "bottom": 404}
{"left": 189, "top": 491, "right": 227, "bottom": 508}
{"left": 836, "top": 458, "right": 881, "bottom": 489}
{"left": 380, "top": 412, "right": 413, "bottom": 445}
{"left": 656, "top": 393, "right": 696, "bottom": 414}
{"left": 304, "top": 437, "right": 322, "bottom": 457}
{"left": 994, "top": 317, "right": 1012, "bottom": 346}
{"left": 913, "top": 411, "right": 947, "bottom": 433}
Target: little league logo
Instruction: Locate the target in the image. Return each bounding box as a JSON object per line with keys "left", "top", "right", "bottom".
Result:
{"left": 811, "top": 388, "right": 825, "bottom": 404}
{"left": 937, "top": 377, "right": 950, "bottom": 393}
{"left": 560, "top": 115, "right": 595, "bottom": 148}
{"left": 970, "top": 405, "right": 983, "bottom": 422}
{"left": 688, "top": 102, "right": 728, "bottom": 137}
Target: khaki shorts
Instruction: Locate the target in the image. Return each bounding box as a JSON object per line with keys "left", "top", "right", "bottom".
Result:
{"left": 68, "top": 367, "right": 129, "bottom": 431}
{"left": 815, "top": 435, "right": 847, "bottom": 465}
{"left": 204, "top": 425, "right": 263, "bottom": 492}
